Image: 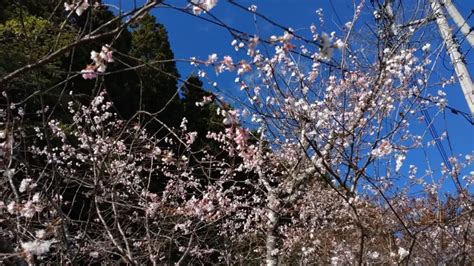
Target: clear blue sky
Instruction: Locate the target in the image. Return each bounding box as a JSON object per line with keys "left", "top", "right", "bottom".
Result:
{"left": 105, "top": 0, "right": 474, "bottom": 194}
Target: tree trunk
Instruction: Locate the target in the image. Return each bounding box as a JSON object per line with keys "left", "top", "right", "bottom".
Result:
{"left": 266, "top": 192, "right": 279, "bottom": 266}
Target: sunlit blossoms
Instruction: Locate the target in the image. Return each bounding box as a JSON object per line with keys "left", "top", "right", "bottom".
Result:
{"left": 422, "top": 43, "right": 431, "bottom": 53}
{"left": 21, "top": 240, "right": 55, "bottom": 256}
{"left": 189, "top": 0, "right": 218, "bottom": 15}
{"left": 64, "top": 0, "right": 93, "bottom": 16}
{"left": 81, "top": 45, "right": 113, "bottom": 79}
{"left": 371, "top": 139, "right": 393, "bottom": 157}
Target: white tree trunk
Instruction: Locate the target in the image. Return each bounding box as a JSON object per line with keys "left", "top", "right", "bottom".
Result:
{"left": 266, "top": 192, "right": 279, "bottom": 266}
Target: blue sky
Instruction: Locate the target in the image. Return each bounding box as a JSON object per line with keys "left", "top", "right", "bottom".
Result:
{"left": 105, "top": 0, "right": 474, "bottom": 194}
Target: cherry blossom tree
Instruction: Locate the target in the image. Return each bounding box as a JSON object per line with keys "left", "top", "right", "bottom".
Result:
{"left": 186, "top": 0, "right": 473, "bottom": 264}
{"left": 0, "top": 0, "right": 473, "bottom": 265}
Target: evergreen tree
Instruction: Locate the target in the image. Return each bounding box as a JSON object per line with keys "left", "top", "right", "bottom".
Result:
{"left": 113, "top": 14, "right": 182, "bottom": 128}
{"left": 182, "top": 76, "right": 222, "bottom": 144}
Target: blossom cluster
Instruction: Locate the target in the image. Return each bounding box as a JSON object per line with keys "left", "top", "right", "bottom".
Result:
{"left": 189, "top": 0, "right": 218, "bottom": 15}
{"left": 81, "top": 45, "right": 114, "bottom": 79}
{"left": 64, "top": 0, "right": 98, "bottom": 16}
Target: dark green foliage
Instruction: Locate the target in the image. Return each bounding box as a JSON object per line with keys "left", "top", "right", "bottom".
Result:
{"left": 0, "top": 6, "right": 77, "bottom": 123}
{"left": 182, "top": 76, "right": 223, "bottom": 150}
{"left": 0, "top": 0, "right": 61, "bottom": 24}
{"left": 124, "top": 14, "right": 182, "bottom": 127}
